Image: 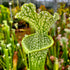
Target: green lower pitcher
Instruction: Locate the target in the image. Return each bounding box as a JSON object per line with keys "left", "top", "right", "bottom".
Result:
{"left": 22, "top": 33, "right": 54, "bottom": 70}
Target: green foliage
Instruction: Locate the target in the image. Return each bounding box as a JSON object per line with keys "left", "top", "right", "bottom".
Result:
{"left": 15, "top": 3, "right": 59, "bottom": 70}
{"left": 0, "top": 20, "right": 22, "bottom": 70}
{"left": 0, "top": 5, "right": 10, "bottom": 23}
{"left": 53, "top": 58, "right": 59, "bottom": 70}
{"left": 60, "top": 37, "right": 68, "bottom": 65}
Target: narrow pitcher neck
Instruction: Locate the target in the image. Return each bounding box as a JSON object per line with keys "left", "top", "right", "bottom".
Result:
{"left": 36, "top": 31, "right": 48, "bottom": 37}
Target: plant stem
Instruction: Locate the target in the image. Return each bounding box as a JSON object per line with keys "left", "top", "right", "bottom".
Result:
{"left": 4, "top": 49, "right": 9, "bottom": 70}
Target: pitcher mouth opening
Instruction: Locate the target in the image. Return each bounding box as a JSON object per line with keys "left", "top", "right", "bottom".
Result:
{"left": 22, "top": 33, "right": 54, "bottom": 54}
